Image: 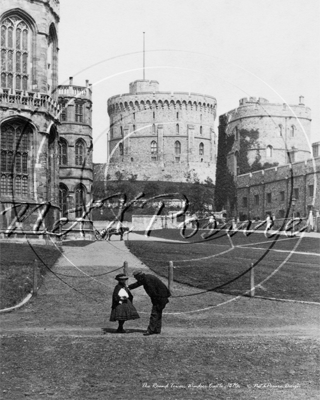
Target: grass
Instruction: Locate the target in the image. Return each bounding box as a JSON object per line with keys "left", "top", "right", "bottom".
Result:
{"left": 0, "top": 243, "right": 61, "bottom": 309}
{"left": 126, "top": 229, "right": 320, "bottom": 302}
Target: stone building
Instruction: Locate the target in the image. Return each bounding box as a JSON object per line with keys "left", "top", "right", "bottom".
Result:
{"left": 106, "top": 80, "right": 217, "bottom": 183}
{"left": 236, "top": 157, "right": 320, "bottom": 229}
{"left": 220, "top": 97, "right": 311, "bottom": 177}
{"left": 0, "top": 0, "right": 93, "bottom": 241}
{"left": 57, "top": 77, "right": 93, "bottom": 220}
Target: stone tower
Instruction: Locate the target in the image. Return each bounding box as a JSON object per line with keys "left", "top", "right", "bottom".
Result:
{"left": 107, "top": 80, "right": 217, "bottom": 183}
{"left": 57, "top": 77, "right": 93, "bottom": 222}
{"left": 0, "top": 0, "right": 61, "bottom": 237}
{"left": 220, "top": 97, "right": 311, "bottom": 177}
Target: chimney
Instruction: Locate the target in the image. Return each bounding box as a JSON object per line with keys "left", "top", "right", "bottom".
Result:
{"left": 299, "top": 95, "right": 304, "bottom": 105}
{"left": 86, "top": 80, "right": 89, "bottom": 87}
{"left": 69, "top": 77, "right": 73, "bottom": 86}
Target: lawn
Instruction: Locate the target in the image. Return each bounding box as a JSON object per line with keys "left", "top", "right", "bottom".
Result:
{"left": 126, "top": 229, "right": 320, "bottom": 302}
{"left": 0, "top": 243, "right": 61, "bottom": 309}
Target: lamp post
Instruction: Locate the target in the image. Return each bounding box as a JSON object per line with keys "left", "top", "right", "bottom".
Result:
{"left": 291, "top": 197, "right": 296, "bottom": 236}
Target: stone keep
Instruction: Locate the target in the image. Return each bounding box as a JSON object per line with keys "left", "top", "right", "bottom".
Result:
{"left": 220, "top": 97, "right": 311, "bottom": 176}
{"left": 107, "top": 80, "right": 217, "bottom": 183}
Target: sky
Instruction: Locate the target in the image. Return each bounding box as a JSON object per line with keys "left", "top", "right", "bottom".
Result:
{"left": 58, "top": 0, "right": 320, "bottom": 163}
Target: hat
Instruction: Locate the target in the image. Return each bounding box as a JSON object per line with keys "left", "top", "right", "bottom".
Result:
{"left": 115, "top": 273, "right": 128, "bottom": 281}
{"left": 132, "top": 270, "right": 144, "bottom": 277}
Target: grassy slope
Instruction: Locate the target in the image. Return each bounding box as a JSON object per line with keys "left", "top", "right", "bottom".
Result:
{"left": 0, "top": 243, "right": 61, "bottom": 309}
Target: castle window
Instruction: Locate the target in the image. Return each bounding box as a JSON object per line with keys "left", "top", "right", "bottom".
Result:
{"left": 131, "top": 157, "right": 134, "bottom": 162}
{"left": 151, "top": 140, "right": 157, "bottom": 161}
{"left": 151, "top": 140, "right": 157, "bottom": 154}
{"left": 75, "top": 139, "right": 85, "bottom": 165}
{"left": 60, "top": 106, "right": 67, "bottom": 122}
{"left": 75, "top": 184, "right": 86, "bottom": 218}
{"left": 59, "top": 183, "right": 69, "bottom": 216}
{"left": 59, "top": 138, "right": 68, "bottom": 165}
{"left": 199, "top": 142, "right": 204, "bottom": 156}
{"left": 234, "top": 151, "right": 239, "bottom": 175}
{"left": 200, "top": 126, "right": 203, "bottom": 135}
{"left": 279, "top": 124, "right": 283, "bottom": 136}
{"left": 266, "top": 145, "right": 273, "bottom": 158}
{"left": 110, "top": 128, "right": 113, "bottom": 139}
{"left": 75, "top": 103, "right": 83, "bottom": 123}
{"left": 254, "top": 195, "right": 259, "bottom": 205}
{"left": 0, "top": 120, "right": 32, "bottom": 198}
{"left": 1, "top": 16, "right": 31, "bottom": 90}
{"left": 234, "top": 128, "right": 239, "bottom": 141}
{"left": 177, "top": 112, "right": 179, "bottom": 119}
{"left": 291, "top": 125, "right": 295, "bottom": 137}
{"left": 153, "top": 111, "right": 155, "bottom": 119}
{"left": 152, "top": 124, "right": 156, "bottom": 134}
{"left": 119, "top": 142, "right": 124, "bottom": 156}
{"left": 293, "top": 188, "right": 299, "bottom": 200}
{"left": 312, "top": 144, "right": 319, "bottom": 157}
{"left": 176, "top": 124, "right": 179, "bottom": 134}
{"left": 133, "top": 112, "right": 135, "bottom": 120}
{"left": 309, "top": 185, "right": 314, "bottom": 196}
{"left": 280, "top": 191, "right": 285, "bottom": 201}
{"left": 242, "top": 197, "right": 248, "bottom": 207}
{"left": 267, "top": 193, "right": 272, "bottom": 203}
{"left": 287, "top": 150, "right": 295, "bottom": 163}
{"left": 175, "top": 140, "right": 181, "bottom": 162}
{"left": 120, "top": 126, "right": 123, "bottom": 137}
{"left": 133, "top": 125, "right": 136, "bottom": 133}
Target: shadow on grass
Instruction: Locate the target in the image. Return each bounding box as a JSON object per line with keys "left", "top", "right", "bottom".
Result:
{"left": 101, "top": 327, "right": 146, "bottom": 334}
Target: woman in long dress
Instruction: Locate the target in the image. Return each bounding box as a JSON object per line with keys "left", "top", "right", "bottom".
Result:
{"left": 109, "top": 273, "right": 140, "bottom": 333}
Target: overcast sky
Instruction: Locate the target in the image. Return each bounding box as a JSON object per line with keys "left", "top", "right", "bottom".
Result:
{"left": 58, "top": 0, "right": 320, "bottom": 163}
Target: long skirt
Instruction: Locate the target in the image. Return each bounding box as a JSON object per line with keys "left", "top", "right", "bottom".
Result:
{"left": 110, "top": 300, "right": 140, "bottom": 321}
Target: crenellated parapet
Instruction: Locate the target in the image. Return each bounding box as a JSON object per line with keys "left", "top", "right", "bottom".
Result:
{"left": 108, "top": 92, "right": 217, "bottom": 117}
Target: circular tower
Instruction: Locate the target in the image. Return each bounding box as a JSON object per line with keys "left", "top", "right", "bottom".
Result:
{"left": 57, "top": 77, "right": 93, "bottom": 222}
{"left": 0, "top": 0, "right": 61, "bottom": 238}
{"left": 222, "top": 96, "right": 311, "bottom": 176}
{"left": 107, "top": 80, "right": 217, "bottom": 183}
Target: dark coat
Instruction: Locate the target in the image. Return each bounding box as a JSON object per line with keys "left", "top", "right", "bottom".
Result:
{"left": 111, "top": 284, "right": 133, "bottom": 309}
{"left": 128, "top": 274, "right": 171, "bottom": 307}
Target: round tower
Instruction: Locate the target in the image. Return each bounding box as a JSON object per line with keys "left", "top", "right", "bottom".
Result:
{"left": 222, "top": 97, "right": 311, "bottom": 176}
{"left": 107, "top": 80, "right": 217, "bottom": 183}
{"left": 0, "top": 0, "right": 61, "bottom": 238}
{"left": 57, "top": 77, "right": 93, "bottom": 234}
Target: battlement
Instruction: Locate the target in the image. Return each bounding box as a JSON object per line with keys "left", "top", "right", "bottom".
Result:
{"left": 57, "top": 78, "right": 92, "bottom": 101}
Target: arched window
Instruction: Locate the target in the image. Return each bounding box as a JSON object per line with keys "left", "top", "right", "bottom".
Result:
{"left": 176, "top": 124, "right": 179, "bottom": 134}
{"left": 279, "top": 124, "right": 283, "bottom": 136}
{"left": 75, "top": 139, "right": 85, "bottom": 165}
{"left": 234, "top": 151, "right": 239, "bottom": 175}
{"left": 199, "top": 142, "right": 204, "bottom": 156}
{"left": 175, "top": 140, "right": 181, "bottom": 162}
{"left": 1, "top": 15, "right": 31, "bottom": 90}
{"left": 75, "top": 184, "right": 86, "bottom": 218}
{"left": 60, "top": 104, "right": 67, "bottom": 122}
{"left": 59, "top": 138, "right": 68, "bottom": 165}
{"left": 291, "top": 125, "right": 295, "bottom": 137}
{"left": 59, "top": 183, "right": 68, "bottom": 216}
{"left": 0, "top": 120, "right": 32, "bottom": 197}
{"left": 119, "top": 142, "right": 124, "bottom": 156}
{"left": 152, "top": 124, "right": 156, "bottom": 134}
{"left": 150, "top": 141, "right": 157, "bottom": 161}
{"left": 266, "top": 145, "right": 273, "bottom": 158}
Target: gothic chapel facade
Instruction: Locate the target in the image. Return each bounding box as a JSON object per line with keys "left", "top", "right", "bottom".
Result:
{"left": 0, "top": 0, "right": 93, "bottom": 240}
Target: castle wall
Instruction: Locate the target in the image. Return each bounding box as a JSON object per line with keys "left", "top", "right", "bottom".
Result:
{"left": 221, "top": 97, "right": 312, "bottom": 176}
{"left": 106, "top": 80, "right": 217, "bottom": 183}
{"left": 236, "top": 157, "right": 320, "bottom": 221}
{"left": 0, "top": 0, "right": 61, "bottom": 237}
